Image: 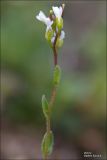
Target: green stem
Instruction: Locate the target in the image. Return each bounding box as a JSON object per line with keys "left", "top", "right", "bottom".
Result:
{"left": 44, "top": 47, "right": 58, "bottom": 160}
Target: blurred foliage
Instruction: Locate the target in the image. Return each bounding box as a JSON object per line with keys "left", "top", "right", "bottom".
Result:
{"left": 53, "top": 23, "right": 106, "bottom": 138}
{"left": 1, "top": 1, "right": 52, "bottom": 127}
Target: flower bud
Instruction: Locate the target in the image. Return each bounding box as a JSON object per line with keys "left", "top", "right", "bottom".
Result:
{"left": 56, "top": 37, "right": 63, "bottom": 48}
{"left": 56, "top": 17, "right": 63, "bottom": 32}
{"left": 45, "top": 29, "right": 54, "bottom": 41}
{"left": 50, "top": 10, "right": 53, "bottom": 15}
{"left": 62, "top": 4, "right": 65, "bottom": 10}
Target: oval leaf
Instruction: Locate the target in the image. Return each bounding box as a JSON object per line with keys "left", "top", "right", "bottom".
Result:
{"left": 41, "top": 131, "right": 54, "bottom": 158}
{"left": 53, "top": 65, "right": 61, "bottom": 85}
{"left": 42, "top": 95, "right": 49, "bottom": 118}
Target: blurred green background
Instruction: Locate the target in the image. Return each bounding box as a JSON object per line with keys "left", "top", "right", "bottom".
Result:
{"left": 1, "top": 1, "right": 106, "bottom": 159}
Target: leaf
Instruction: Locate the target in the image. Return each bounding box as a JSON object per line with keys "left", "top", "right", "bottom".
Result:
{"left": 42, "top": 95, "right": 49, "bottom": 118}
{"left": 41, "top": 131, "right": 54, "bottom": 158}
{"left": 53, "top": 65, "right": 61, "bottom": 85}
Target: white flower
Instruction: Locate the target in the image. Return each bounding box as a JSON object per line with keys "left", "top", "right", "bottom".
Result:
{"left": 60, "top": 30, "right": 65, "bottom": 40}
{"left": 52, "top": 6, "right": 63, "bottom": 20}
{"left": 36, "top": 11, "right": 53, "bottom": 31}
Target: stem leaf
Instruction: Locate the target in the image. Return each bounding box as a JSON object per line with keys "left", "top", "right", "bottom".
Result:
{"left": 42, "top": 95, "right": 49, "bottom": 118}
{"left": 41, "top": 131, "right": 54, "bottom": 158}
{"left": 53, "top": 65, "right": 61, "bottom": 85}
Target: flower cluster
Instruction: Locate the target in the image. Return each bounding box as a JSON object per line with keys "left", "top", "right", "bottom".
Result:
{"left": 36, "top": 4, "right": 65, "bottom": 48}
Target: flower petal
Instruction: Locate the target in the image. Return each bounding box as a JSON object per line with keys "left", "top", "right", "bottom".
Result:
{"left": 59, "top": 6, "right": 63, "bottom": 16}
{"left": 36, "top": 11, "right": 53, "bottom": 31}
{"left": 36, "top": 11, "right": 47, "bottom": 22}
{"left": 46, "top": 20, "right": 53, "bottom": 31}
{"left": 51, "top": 36, "right": 55, "bottom": 44}
{"left": 52, "top": 6, "right": 62, "bottom": 19}
{"left": 60, "top": 31, "right": 65, "bottom": 40}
